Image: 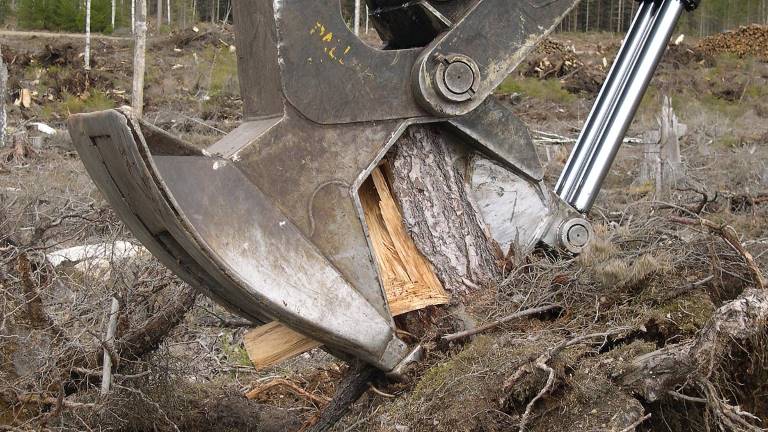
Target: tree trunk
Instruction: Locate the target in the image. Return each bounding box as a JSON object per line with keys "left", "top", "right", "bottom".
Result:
{"left": 354, "top": 0, "right": 361, "bottom": 35}
{"left": 133, "top": 0, "right": 147, "bottom": 117}
{"left": 166, "top": 0, "right": 171, "bottom": 25}
{"left": 111, "top": 0, "right": 116, "bottom": 30}
{"left": 157, "top": 0, "right": 162, "bottom": 31}
{"left": 0, "top": 46, "right": 7, "bottom": 148}
{"left": 387, "top": 125, "right": 502, "bottom": 296}
{"left": 84, "top": 0, "right": 92, "bottom": 70}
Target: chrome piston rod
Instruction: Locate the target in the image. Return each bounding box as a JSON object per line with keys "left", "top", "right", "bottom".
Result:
{"left": 555, "top": 0, "right": 686, "bottom": 213}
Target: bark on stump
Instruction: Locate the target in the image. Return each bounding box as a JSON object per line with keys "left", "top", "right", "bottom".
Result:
{"left": 387, "top": 125, "right": 502, "bottom": 295}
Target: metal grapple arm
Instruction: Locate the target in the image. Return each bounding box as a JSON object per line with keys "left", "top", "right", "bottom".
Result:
{"left": 68, "top": 0, "right": 698, "bottom": 372}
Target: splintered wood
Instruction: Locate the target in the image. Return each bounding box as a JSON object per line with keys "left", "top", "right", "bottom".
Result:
{"left": 360, "top": 166, "right": 449, "bottom": 316}
{"left": 244, "top": 322, "right": 323, "bottom": 370}
{"left": 244, "top": 165, "right": 448, "bottom": 370}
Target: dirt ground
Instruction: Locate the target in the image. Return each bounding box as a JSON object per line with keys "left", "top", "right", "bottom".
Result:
{"left": 1, "top": 25, "right": 768, "bottom": 431}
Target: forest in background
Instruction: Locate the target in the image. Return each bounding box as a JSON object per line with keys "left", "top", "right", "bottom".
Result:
{"left": 0, "top": 0, "right": 766, "bottom": 36}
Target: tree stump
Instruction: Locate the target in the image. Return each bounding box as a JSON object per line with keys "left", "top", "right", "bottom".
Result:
{"left": 387, "top": 125, "right": 502, "bottom": 296}
{"left": 639, "top": 95, "right": 687, "bottom": 196}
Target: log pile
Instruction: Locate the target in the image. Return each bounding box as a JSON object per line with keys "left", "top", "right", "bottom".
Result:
{"left": 522, "top": 38, "right": 583, "bottom": 79}
{"left": 699, "top": 25, "right": 768, "bottom": 59}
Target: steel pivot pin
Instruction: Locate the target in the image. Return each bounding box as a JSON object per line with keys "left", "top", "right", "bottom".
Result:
{"left": 559, "top": 218, "right": 594, "bottom": 254}
{"left": 433, "top": 53, "right": 480, "bottom": 103}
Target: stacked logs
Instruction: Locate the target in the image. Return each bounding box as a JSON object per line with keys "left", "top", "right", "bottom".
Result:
{"left": 699, "top": 25, "right": 768, "bottom": 59}
{"left": 522, "top": 38, "right": 583, "bottom": 79}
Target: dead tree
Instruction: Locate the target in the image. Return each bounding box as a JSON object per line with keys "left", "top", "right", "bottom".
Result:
{"left": 157, "top": 0, "right": 163, "bottom": 32}
{"left": 639, "top": 95, "right": 687, "bottom": 195}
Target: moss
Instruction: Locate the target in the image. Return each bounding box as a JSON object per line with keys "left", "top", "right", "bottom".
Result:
{"left": 717, "top": 134, "right": 744, "bottom": 148}
{"left": 699, "top": 93, "right": 750, "bottom": 120}
{"left": 497, "top": 76, "right": 576, "bottom": 104}
{"left": 65, "top": 90, "right": 115, "bottom": 114}
{"left": 647, "top": 291, "right": 715, "bottom": 335}
{"left": 704, "top": 53, "right": 748, "bottom": 81}
{"left": 378, "top": 335, "right": 522, "bottom": 431}
{"left": 410, "top": 336, "right": 494, "bottom": 402}
{"left": 212, "top": 50, "right": 239, "bottom": 96}
{"left": 627, "top": 181, "right": 654, "bottom": 197}
{"left": 371, "top": 333, "right": 584, "bottom": 432}
{"left": 578, "top": 226, "right": 671, "bottom": 292}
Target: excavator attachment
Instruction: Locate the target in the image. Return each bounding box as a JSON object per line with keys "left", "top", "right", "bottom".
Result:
{"left": 68, "top": 0, "right": 699, "bottom": 372}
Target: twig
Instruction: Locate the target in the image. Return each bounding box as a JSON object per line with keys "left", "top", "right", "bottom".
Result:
{"left": 113, "top": 384, "right": 180, "bottom": 432}
{"left": 71, "top": 367, "right": 151, "bottom": 381}
{"left": 176, "top": 113, "right": 226, "bottom": 135}
{"left": 245, "top": 378, "right": 330, "bottom": 408}
{"left": 518, "top": 361, "right": 555, "bottom": 432}
{"left": 101, "top": 297, "right": 120, "bottom": 397}
{"left": 442, "top": 304, "right": 560, "bottom": 342}
{"left": 504, "top": 327, "right": 632, "bottom": 413}
{"left": 532, "top": 130, "right": 644, "bottom": 145}
{"left": 15, "top": 394, "right": 97, "bottom": 409}
{"left": 367, "top": 384, "right": 395, "bottom": 398}
{"left": 668, "top": 390, "right": 707, "bottom": 404}
{"left": 618, "top": 413, "right": 652, "bottom": 432}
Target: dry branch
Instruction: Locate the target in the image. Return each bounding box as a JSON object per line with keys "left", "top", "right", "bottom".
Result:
{"left": 618, "top": 413, "right": 652, "bottom": 432}
{"left": 442, "top": 304, "right": 561, "bottom": 342}
{"left": 14, "top": 393, "right": 97, "bottom": 410}
{"left": 305, "top": 361, "right": 380, "bottom": 432}
{"left": 100, "top": 297, "right": 120, "bottom": 396}
{"left": 245, "top": 378, "right": 330, "bottom": 408}
{"left": 113, "top": 286, "right": 196, "bottom": 360}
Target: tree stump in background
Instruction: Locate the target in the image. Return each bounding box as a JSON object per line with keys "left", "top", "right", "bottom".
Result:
{"left": 639, "top": 95, "right": 686, "bottom": 196}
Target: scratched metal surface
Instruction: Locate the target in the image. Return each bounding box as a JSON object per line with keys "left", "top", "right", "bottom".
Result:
{"left": 275, "top": 0, "right": 425, "bottom": 124}
{"left": 413, "top": 0, "right": 580, "bottom": 116}
{"left": 67, "top": 111, "right": 264, "bottom": 323}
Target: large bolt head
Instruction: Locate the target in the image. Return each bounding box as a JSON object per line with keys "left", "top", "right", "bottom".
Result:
{"left": 433, "top": 53, "right": 480, "bottom": 103}
{"left": 444, "top": 61, "right": 474, "bottom": 95}
{"left": 559, "top": 218, "right": 593, "bottom": 254}
{"left": 567, "top": 224, "right": 590, "bottom": 248}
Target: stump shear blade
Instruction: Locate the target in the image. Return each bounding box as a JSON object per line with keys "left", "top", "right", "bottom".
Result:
{"left": 68, "top": 0, "right": 697, "bottom": 371}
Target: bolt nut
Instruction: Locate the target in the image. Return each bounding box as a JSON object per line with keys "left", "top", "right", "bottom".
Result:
{"left": 433, "top": 53, "right": 480, "bottom": 103}
{"left": 559, "top": 218, "right": 593, "bottom": 254}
